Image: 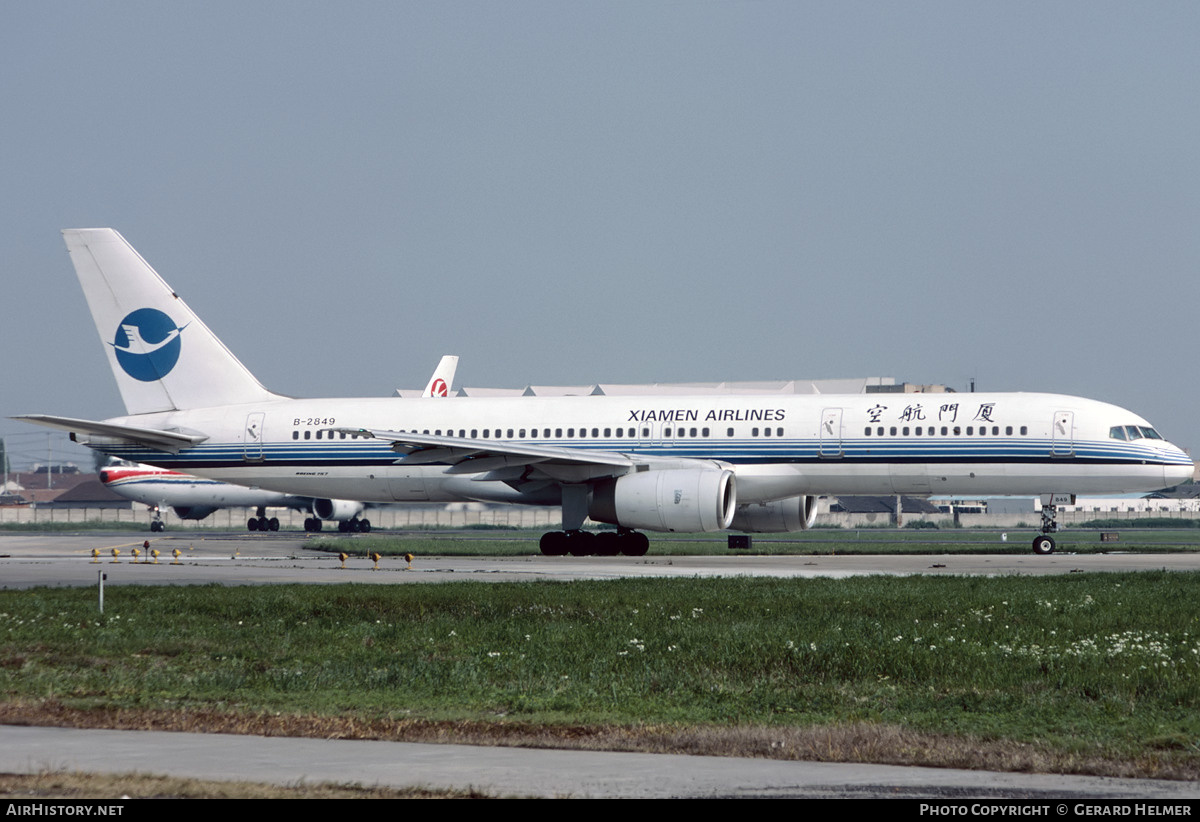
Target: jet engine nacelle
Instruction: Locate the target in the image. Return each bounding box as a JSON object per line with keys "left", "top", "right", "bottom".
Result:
{"left": 311, "top": 498, "right": 365, "bottom": 521}
{"left": 730, "top": 495, "right": 819, "bottom": 533}
{"left": 172, "top": 505, "right": 218, "bottom": 521}
{"left": 589, "top": 467, "right": 736, "bottom": 532}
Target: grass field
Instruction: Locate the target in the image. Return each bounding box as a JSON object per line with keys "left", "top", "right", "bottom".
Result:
{"left": 3, "top": 568, "right": 1199, "bottom": 779}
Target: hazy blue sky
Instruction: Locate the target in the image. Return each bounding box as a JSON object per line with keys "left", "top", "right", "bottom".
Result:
{"left": 3, "top": 2, "right": 1199, "bottom": 469}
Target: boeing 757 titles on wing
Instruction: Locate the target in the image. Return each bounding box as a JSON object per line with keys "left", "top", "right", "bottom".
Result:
{"left": 16, "top": 229, "right": 1194, "bottom": 555}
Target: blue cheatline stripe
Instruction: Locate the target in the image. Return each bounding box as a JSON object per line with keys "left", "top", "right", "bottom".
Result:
{"left": 96, "top": 436, "right": 1190, "bottom": 470}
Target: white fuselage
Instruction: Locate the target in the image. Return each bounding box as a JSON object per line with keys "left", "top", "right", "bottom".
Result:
{"left": 86, "top": 391, "right": 1193, "bottom": 509}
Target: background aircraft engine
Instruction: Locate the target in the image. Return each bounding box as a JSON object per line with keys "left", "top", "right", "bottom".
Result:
{"left": 730, "top": 495, "right": 818, "bottom": 533}
{"left": 590, "top": 468, "right": 736, "bottom": 533}
{"left": 171, "top": 505, "right": 218, "bottom": 520}
{"left": 311, "top": 498, "right": 365, "bottom": 521}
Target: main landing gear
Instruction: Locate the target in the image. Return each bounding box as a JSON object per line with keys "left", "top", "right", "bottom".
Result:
{"left": 539, "top": 528, "right": 649, "bottom": 557}
{"left": 302, "top": 517, "right": 371, "bottom": 533}
{"left": 247, "top": 506, "right": 280, "bottom": 532}
{"left": 539, "top": 484, "right": 649, "bottom": 557}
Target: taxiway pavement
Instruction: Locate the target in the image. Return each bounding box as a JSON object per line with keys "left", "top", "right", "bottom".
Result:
{"left": 4, "top": 531, "right": 1199, "bottom": 799}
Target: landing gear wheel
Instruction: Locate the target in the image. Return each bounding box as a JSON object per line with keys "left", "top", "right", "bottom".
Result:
{"left": 565, "top": 530, "right": 596, "bottom": 556}
{"left": 595, "top": 532, "right": 621, "bottom": 556}
{"left": 358, "top": 518, "right": 371, "bottom": 533}
{"left": 619, "top": 530, "right": 650, "bottom": 557}
{"left": 540, "top": 531, "right": 568, "bottom": 556}
{"left": 1032, "top": 535, "right": 1056, "bottom": 555}
{"left": 268, "top": 517, "right": 280, "bottom": 532}
{"left": 150, "top": 520, "right": 164, "bottom": 532}
{"left": 247, "top": 517, "right": 259, "bottom": 531}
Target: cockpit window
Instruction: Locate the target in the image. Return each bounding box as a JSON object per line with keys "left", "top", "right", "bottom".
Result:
{"left": 1120, "top": 425, "right": 1164, "bottom": 441}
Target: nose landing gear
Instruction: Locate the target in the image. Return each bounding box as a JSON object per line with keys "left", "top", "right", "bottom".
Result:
{"left": 1032, "top": 533, "right": 1056, "bottom": 555}
{"left": 1032, "top": 494, "right": 1074, "bottom": 555}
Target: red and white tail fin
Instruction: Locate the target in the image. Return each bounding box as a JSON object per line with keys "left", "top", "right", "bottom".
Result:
{"left": 422, "top": 354, "right": 459, "bottom": 398}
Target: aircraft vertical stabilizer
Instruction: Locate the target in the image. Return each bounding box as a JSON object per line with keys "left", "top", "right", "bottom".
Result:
{"left": 63, "top": 229, "right": 278, "bottom": 415}
{"left": 422, "top": 355, "right": 459, "bottom": 397}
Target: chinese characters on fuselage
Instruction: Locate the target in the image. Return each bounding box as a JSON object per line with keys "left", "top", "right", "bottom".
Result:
{"left": 871, "top": 402, "right": 999, "bottom": 425}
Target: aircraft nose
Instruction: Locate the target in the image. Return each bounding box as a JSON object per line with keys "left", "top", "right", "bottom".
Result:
{"left": 1162, "top": 444, "right": 1194, "bottom": 486}
{"left": 1167, "top": 459, "right": 1195, "bottom": 486}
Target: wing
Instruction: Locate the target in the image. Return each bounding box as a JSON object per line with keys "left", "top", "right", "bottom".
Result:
{"left": 338, "top": 427, "right": 645, "bottom": 484}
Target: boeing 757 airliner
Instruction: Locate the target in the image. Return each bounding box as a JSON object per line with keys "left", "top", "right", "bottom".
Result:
{"left": 16, "top": 229, "right": 1194, "bottom": 555}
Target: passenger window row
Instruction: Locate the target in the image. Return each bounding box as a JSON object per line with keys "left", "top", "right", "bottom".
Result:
{"left": 291, "top": 426, "right": 791, "bottom": 440}
{"left": 292, "top": 429, "right": 368, "bottom": 440}
{"left": 863, "top": 425, "right": 1028, "bottom": 437}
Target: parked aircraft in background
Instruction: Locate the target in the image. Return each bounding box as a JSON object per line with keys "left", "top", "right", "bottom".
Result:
{"left": 98, "top": 355, "right": 460, "bottom": 532}
{"left": 17, "top": 229, "right": 1194, "bottom": 555}
{"left": 411, "top": 355, "right": 458, "bottom": 398}
{"left": 100, "top": 464, "right": 315, "bottom": 531}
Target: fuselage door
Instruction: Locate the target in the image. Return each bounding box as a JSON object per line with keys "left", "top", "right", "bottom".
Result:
{"left": 638, "top": 422, "right": 662, "bottom": 451}
{"left": 243, "top": 412, "right": 265, "bottom": 462}
{"left": 819, "top": 408, "right": 844, "bottom": 458}
{"left": 1051, "top": 411, "right": 1075, "bottom": 457}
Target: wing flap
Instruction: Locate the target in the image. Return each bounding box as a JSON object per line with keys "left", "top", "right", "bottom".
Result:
{"left": 396, "top": 446, "right": 482, "bottom": 465}
{"left": 444, "top": 455, "right": 549, "bottom": 475}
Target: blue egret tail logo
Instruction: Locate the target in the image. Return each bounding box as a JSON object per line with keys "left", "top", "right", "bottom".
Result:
{"left": 110, "top": 308, "right": 187, "bottom": 382}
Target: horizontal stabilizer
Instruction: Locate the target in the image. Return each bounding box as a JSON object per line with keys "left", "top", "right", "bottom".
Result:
{"left": 12, "top": 414, "right": 207, "bottom": 452}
